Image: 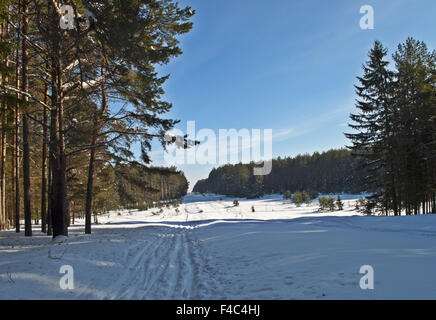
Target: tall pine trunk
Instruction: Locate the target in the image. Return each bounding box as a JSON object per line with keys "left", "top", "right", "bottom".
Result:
{"left": 85, "top": 67, "right": 107, "bottom": 234}
{"left": 14, "top": 28, "right": 20, "bottom": 233}
{"left": 57, "top": 64, "right": 68, "bottom": 237}
{"left": 21, "top": 0, "right": 32, "bottom": 237}
{"left": 0, "top": 23, "right": 4, "bottom": 231}
{"left": 40, "top": 79, "right": 48, "bottom": 233}
{"left": 0, "top": 21, "right": 6, "bottom": 230}
{"left": 49, "top": 63, "right": 63, "bottom": 238}
{"left": 85, "top": 143, "right": 97, "bottom": 234}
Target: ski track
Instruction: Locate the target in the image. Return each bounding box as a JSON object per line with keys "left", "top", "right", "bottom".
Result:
{"left": 99, "top": 223, "right": 222, "bottom": 300}
{"left": 101, "top": 202, "right": 224, "bottom": 300}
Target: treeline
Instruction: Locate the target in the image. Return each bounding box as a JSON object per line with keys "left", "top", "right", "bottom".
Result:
{"left": 0, "top": 1, "right": 194, "bottom": 236}
{"left": 70, "top": 164, "right": 188, "bottom": 222}
{"left": 346, "top": 38, "right": 435, "bottom": 215}
{"left": 193, "top": 149, "right": 367, "bottom": 198}
{"left": 115, "top": 164, "right": 188, "bottom": 211}
{"left": 70, "top": 163, "right": 189, "bottom": 223}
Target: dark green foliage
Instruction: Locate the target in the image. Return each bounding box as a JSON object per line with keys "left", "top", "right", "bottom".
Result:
{"left": 0, "top": 0, "right": 195, "bottom": 235}
{"left": 193, "top": 149, "right": 367, "bottom": 197}
{"left": 346, "top": 38, "right": 436, "bottom": 215}
{"left": 283, "top": 190, "right": 292, "bottom": 201}
{"left": 318, "top": 196, "right": 335, "bottom": 212}
{"left": 354, "top": 198, "right": 374, "bottom": 215}
{"left": 355, "top": 198, "right": 365, "bottom": 211}
{"left": 336, "top": 194, "right": 344, "bottom": 211}
{"left": 302, "top": 191, "right": 311, "bottom": 205}
{"left": 293, "top": 191, "right": 303, "bottom": 207}
{"left": 115, "top": 164, "right": 188, "bottom": 210}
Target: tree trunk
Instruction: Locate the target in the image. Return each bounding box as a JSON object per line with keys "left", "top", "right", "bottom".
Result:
{"left": 57, "top": 64, "right": 68, "bottom": 237}
{"left": 14, "top": 37, "right": 20, "bottom": 233}
{"left": 21, "top": 0, "right": 32, "bottom": 237}
{"left": 47, "top": 157, "right": 52, "bottom": 235}
{"left": 85, "top": 143, "right": 97, "bottom": 234}
{"left": 0, "top": 24, "right": 4, "bottom": 230}
{"left": 0, "top": 16, "right": 9, "bottom": 230}
{"left": 49, "top": 63, "right": 63, "bottom": 238}
{"left": 85, "top": 66, "right": 107, "bottom": 234}
{"left": 40, "top": 79, "right": 48, "bottom": 233}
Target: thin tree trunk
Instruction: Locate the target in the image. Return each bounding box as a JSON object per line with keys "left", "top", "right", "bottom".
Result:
{"left": 40, "top": 78, "right": 48, "bottom": 233}
{"left": 85, "top": 143, "right": 97, "bottom": 234}
{"left": 57, "top": 63, "right": 68, "bottom": 237}
{"left": 14, "top": 29, "right": 20, "bottom": 233}
{"left": 49, "top": 63, "right": 63, "bottom": 238}
{"left": 47, "top": 156, "right": 52, "bottom": 235}
{"left": 0, "top": 22, "right": 4, "bottom": 231}
{"left": 21, "top": 0, "right": 32, "bottom": 237}
{"left": 85, "top": 67, "right": 107, "bottom": 234}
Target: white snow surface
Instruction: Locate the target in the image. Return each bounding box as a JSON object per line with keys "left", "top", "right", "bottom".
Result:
{"left": 1, "top": 193, "right": 436, "bottom": 300}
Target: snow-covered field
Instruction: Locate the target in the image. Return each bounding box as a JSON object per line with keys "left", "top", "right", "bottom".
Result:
{"left": 1, "top": 193, "right": 436, "bottom": 300}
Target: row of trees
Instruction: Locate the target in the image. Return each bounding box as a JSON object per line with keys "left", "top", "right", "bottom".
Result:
{"left": 115, "top": 164, "right": 188, "bottom": 211}
{"left": 70, "top": 164, "right": 188, "bottom": 222}
{"left": 318, "top": 195, "right": 344, "bottom": 212}
{"left": 346, "top": 38, "right": 436, "bottom": 215}
{"left": 283, "top": 190, "right": 313, "bottom": 207}
{"left": 193, "top": 149, "right": 367, "bottom": 198}
{"left": 283, "top": 190, "right": 345, "bottom": 212}
{"left": 0, "top": 0, "right": 194, "bottom": 236}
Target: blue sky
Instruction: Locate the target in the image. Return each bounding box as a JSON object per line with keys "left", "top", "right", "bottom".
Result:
{"left": 145, "top": 0, "right": 436, "bottom": 190}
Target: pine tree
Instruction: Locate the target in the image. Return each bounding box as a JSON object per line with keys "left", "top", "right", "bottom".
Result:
{"left": 327, "top": 196, "right": 336, "bottom": 212}
{"left": 293, "top": 191, "right": 303, "bottom": 207}
{"left": 302, "top": 190, "right": 311, "bottom": 206}
{"left": 336, "top": 194, "right": 344, "bottom": 211}
{"left": 283, "top": 190, "right": 291, "bottom": 201}
{"left": 345, "top": 41, "right": 397, "bottom": 214}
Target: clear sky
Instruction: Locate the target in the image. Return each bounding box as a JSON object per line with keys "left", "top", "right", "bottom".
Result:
{"left": 146, "top": 0, "right": 436, "bottom": 190}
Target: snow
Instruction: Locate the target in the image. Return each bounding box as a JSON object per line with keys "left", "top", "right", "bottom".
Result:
{"left": 1, "top": 193, "right": 436, "bottom": 300}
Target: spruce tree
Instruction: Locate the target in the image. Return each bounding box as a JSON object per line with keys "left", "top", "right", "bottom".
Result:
{"left": 302, "top": 190, "right": 311, "bottom": 206}
{"left": 293, "top": 191, "right": 303, "bottom": 207}
{"left": 345, "top": 41, "right": 396, "bottom": 214}
{"left": 336, "top": 194, "right": 344, "bottom": 211}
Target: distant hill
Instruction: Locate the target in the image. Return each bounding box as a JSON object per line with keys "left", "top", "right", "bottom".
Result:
{"left": 193, "top": 148, "right": 367, "bottom": 198}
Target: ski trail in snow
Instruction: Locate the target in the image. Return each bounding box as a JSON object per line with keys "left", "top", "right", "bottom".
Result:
{"left": 102, "top": 232, "right": 163, "bottom": 300}
{"left": 100, "top": 224, "right": 221, "bottom": 300}
{"left": 151, "top": 230, "right": 196, "bottom": 299}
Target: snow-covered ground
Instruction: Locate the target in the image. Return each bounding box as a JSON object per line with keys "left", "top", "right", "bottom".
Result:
{"left": 1, "top": 193, "right": 436, "bottom": 300}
